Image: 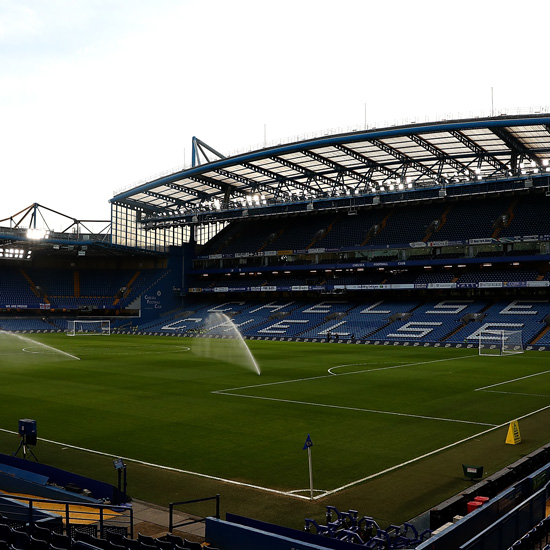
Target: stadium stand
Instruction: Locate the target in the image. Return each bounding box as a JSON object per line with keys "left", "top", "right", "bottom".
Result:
{"left": 4, "top": 115, "right": 550, "bottom": 550}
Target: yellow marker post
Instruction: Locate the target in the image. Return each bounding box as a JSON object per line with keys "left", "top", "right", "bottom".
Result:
{"left": 505, "top": 420, "right": 521, "bottom": 445}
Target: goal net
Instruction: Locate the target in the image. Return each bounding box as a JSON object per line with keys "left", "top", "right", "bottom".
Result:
{"left": 67, "top": 320, "right": 111, "bottom": 336}
{"left": 477, "top": 329, "right": 524, "bottom": 356}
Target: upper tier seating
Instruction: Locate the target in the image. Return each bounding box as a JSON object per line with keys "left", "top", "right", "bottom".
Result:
{"left": 199, "top": 192, "right": 550, "bottom": 256}
{"left": 0, "top": 267, "right": 167, "bottom": 310}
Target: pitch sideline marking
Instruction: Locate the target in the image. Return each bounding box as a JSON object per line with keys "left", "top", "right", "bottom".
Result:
{"left": 0, "top": 354, "right": 488, "bottom": 502}
{"left": 4, "top": 402, "right": 547, "bottom": 502}
{"left": 0, "top": 428, "right": 313, "bottom": 501}
{"left": 2, "top": 353, "right": 546, "bottom": 501}
{"left": 482, "top": 390, "right": 550, "bottom": 398}
{"left": 320, "top": 403, "right": 550, "bottom": 499}
{"left": 475, "top": 369, "right": 550, "bottom": 392}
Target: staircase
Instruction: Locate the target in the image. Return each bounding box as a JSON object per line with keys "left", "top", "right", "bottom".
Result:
{"left": 423, "top": 205, "right": 453, "bottom": 242}
{"left": 491, "top": 198, "right": 518, "bottom": 239}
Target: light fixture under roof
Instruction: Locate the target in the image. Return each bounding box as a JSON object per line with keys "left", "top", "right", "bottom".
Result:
{"left": 26, "top": 228, "right": 49, "bottom": 240}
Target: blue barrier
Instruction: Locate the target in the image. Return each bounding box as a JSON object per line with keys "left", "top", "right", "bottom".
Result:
{"left": 206, "top": 515, "right": 359, "bottom": 550}
{"left": 0, "top": 453, "right": 119, "bottom": 503}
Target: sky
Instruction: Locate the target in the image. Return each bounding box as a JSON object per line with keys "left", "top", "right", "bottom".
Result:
{"left": 1, "top": 0, "right": 550, "bottom": 230}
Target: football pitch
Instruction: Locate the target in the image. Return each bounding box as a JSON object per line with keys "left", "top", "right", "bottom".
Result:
{"left": 1, "top": 332, "right": 549, "bottom": 526}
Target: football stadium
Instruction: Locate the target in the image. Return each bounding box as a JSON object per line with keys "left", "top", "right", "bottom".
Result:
{"left": 2, "top": 113, "right": 550, "bottom": 550}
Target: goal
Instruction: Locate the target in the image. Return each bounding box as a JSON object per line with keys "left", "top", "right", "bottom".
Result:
{"left": 67, "top": 320, "right": 111, "bottom": 336}
{"left": 477, "top": 329, "right": 524, "bottom": 356}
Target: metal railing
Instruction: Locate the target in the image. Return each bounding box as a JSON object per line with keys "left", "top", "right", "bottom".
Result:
{"left": 0, "top": 495, "right": 133, "bottom": 538}
{"left": 169, "top": 495, "right": 220, "bottom": 532}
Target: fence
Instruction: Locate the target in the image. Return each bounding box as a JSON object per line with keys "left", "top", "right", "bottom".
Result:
{"left": 169, "top": 495, "right": 220, "bottom": 532}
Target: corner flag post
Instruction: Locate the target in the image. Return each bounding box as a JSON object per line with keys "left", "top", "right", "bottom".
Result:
{"left": 303, "top": 434, "right": 313, "bottom": 500}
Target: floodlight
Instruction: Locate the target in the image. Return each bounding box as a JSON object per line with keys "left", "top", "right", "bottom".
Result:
{"left": 543, "top": 159, "right": 549, "bottom": 166}
{"left": 398, "top": 183, "right": 404, "bottom": 190}
{"left": 26, "top": 228, "right": 48, "bottom": 240}
{"left": 389, "top": 184, "right": 395, "bottom": 191}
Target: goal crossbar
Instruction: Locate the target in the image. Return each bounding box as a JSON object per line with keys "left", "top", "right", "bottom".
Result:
{"left": 475, "top": 329, "right": 524, "bottom": 356}
{"left": 67, "top": 320, "right": 111, "bottom": 336}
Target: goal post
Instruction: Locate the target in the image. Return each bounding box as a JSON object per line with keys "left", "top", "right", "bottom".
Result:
{"left": 67, "top": 320, "right": 111, "bottom": 336}
{"left": 477, "top": 329, "right": 524, "bottom": 356}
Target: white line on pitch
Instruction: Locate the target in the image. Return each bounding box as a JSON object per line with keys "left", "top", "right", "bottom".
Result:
{"left": 0, "top": 428, "right": 312, "bottom": 501}
{"left": 475, "top": 369, "right": 550, "bottom": 392}
{"left": 318, "top": 403, "right": 550, "bottom": 499}
{"left": 481, "top": 390, "right": 550, "bottom": 398}
{"left": 216, "top": 354, "right": 476, "bottom": 394}
{"left": 216, "top": 391, "right": 496, "bottom": 426}
{"left": 3, "top": 401, "right": 549, "bottom": 502}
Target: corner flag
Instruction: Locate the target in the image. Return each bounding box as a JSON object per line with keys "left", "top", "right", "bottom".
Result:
{"left": 303, "top": 434, "right": 314, "bottom": 500}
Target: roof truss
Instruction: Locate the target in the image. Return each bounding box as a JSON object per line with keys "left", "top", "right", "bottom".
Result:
{"left": 110, "top": 115, "right": 550, "bottom": 223}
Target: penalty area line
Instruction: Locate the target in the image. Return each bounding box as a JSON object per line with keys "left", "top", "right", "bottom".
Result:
{"left": 326, "top": 354, "right": 477, "bottom": 376}
{"left": 214, "top": 392, "right": 496, "bottom": 427}
{"left": 0, "top": 429, "right": 311, "bottom": 501}
{"left": 217, "top": 354, "right": 477, "bottom": 394}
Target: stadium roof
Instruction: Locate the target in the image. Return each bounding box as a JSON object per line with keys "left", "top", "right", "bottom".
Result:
{"left": 110, "top": 114, "right": 550, "bottom": 225}
{"left": 0, "top": 203, "right": 140, "bottom": 258}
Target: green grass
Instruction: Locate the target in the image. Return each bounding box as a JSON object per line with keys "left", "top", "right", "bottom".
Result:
{"left": 1, "top": 332, "right": 550, "bottom": 529}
